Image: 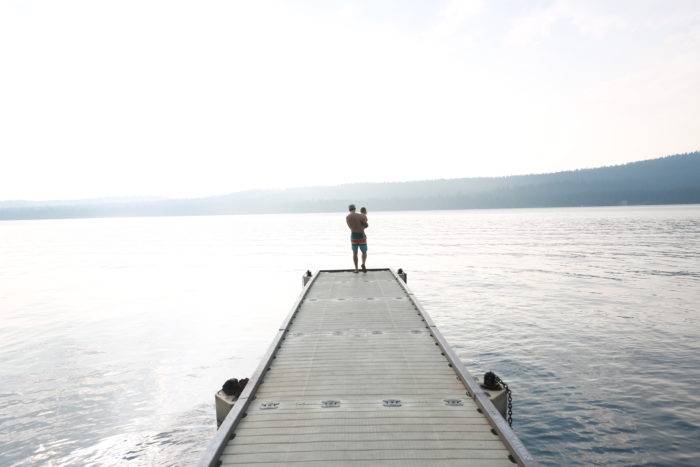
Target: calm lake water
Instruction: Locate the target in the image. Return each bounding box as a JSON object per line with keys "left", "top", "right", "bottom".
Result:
{"left": 1, "top": 206, "right": 699, "bottom": 466}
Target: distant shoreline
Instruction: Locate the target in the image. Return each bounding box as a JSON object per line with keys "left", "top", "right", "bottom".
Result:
{"left": 1, "top": 152, "right": 698, "bottom": 221}
{"left": 1, "top": 202, "right": 699, "bottom": 223}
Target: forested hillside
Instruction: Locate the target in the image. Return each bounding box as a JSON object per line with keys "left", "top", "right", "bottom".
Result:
{"left": 2, "top": 152, "right": 698, "bottom": 220}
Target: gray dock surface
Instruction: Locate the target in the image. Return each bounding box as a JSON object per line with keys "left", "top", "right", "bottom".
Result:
{"left": 203, "top": 269, "right": 535, "bottom": 466}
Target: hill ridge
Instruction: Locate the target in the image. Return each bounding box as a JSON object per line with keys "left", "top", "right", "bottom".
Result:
{"left": 1, "top": 152, "right": 698, "bottom": 220}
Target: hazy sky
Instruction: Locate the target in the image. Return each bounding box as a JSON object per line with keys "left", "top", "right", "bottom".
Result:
{"left": 1, "top": 0, "right": 699, "bottom": 200}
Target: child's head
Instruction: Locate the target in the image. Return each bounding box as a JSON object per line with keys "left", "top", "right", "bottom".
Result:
{"left": 360, "top": 207, "right": 367, "bottom": 214}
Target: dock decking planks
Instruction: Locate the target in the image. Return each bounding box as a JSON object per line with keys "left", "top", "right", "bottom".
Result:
{"left": 204, "top": 269, "right": 535, "bottom": 467}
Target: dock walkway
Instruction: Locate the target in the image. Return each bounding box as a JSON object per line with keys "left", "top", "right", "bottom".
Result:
{"left": 202, "top": 269, "right": 535, "bottom": 466}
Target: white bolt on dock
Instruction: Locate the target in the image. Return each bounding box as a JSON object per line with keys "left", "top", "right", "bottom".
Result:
{"left": 201, "top": 269, "right": 536, "bottom": 466}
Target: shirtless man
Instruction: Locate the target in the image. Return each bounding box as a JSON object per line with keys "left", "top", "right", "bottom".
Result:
{"left": 346, "top": 204, "right": 368, "bottom": 273}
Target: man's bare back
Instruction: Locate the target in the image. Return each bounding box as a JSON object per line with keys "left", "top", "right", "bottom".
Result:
{"left": 346, "top": 212, "right": 367, "bottom": 233}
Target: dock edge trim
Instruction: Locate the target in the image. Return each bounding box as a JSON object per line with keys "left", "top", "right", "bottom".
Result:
{"left": 388, "top": 268, "right": 539, "bottom": 467}
{"left": 198, "top": 270, "right": 322, "bottom": 467}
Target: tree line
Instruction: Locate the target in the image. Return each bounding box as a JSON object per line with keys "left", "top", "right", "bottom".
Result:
{"left": 1, "top": 152, "right": 698, "bottom": 220}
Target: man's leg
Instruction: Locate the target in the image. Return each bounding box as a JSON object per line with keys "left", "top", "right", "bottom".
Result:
{"left": 352, "top": 245, "right": 359, "bottom": 272}
{"left": 361, "top": 244, "right": 367, "bottom": 272}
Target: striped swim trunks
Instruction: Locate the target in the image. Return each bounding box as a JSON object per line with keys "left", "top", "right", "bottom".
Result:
{"left": 351, "top": 232, "right": 367, "bottom": 253}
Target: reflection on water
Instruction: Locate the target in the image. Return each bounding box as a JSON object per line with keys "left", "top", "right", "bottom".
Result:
{"left": 1, "top": 205, "right": 699, "bottom": 466}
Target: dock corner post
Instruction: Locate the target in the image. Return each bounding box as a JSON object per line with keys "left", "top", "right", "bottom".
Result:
{"left": 397, "top": 268, "right": 407, "bottom": 283}
{"left": 215, "top": 378, "right": 248, "bottom": 428}
{"left": 215, "top": 390, "right": 236, "bottom": 428}
{"left": 302, "top": 270, "right": 313, "bottom": 287}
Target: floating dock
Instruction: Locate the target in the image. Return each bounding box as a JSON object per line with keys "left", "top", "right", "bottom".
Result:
{"left": 201, "top": 269, "right": 536, "bottom": 466}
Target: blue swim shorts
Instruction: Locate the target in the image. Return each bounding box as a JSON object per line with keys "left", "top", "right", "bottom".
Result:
{"left": 351, "top": 232, "right": 368, "bottom": 253}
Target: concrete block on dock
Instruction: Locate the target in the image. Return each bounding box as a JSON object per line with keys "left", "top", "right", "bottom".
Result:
{"left": 215, "top": 390, "right": 237, "bottom": 428}
{"left": 397, "top": 268, "right": 407, "bottom": 283}
{"left": 302, "top": 270, "right": 313, "bottom": 287}
{"left": 482, "top": 386, "right": 508, "bottom": 420}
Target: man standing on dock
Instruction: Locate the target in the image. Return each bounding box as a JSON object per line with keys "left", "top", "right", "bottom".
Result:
{"left": 346, "top": 204, "right": 368, "bottom": 273}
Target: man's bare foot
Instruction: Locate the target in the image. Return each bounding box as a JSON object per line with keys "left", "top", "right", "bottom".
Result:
{"left": 361, "top": 264, "right": 367, "bottom": 273}
{"left": 353, "top": 269, "right": 359, "bottom": 273}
